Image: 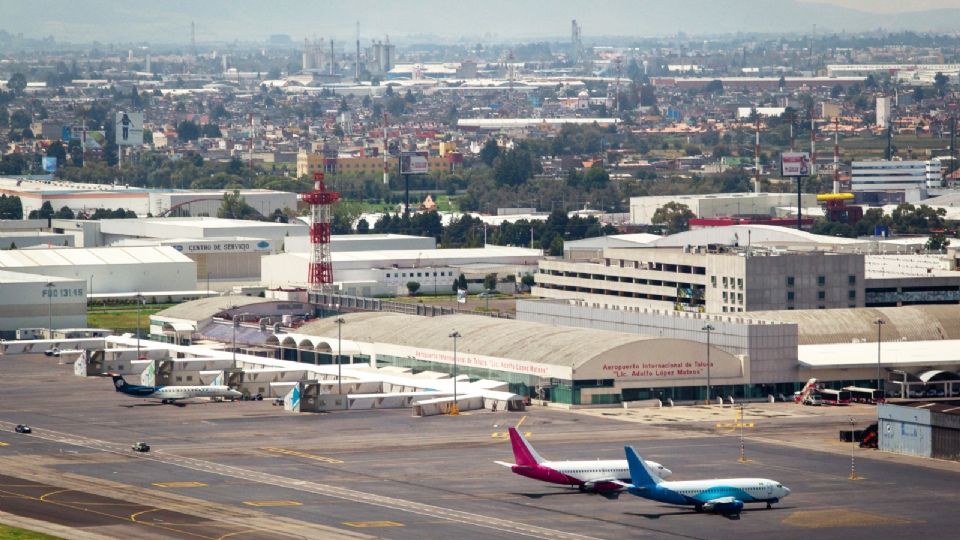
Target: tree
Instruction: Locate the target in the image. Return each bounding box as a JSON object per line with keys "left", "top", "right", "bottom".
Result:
{"left": 0, "top": 194, "right": 24, "bottom": 219}
{"left": 200, "top": 123, "right": 222, "bottom": 138}
{"left": 520, "top": 273, "right": 536, "bottom": 289}
{"left": 176, "top": 120, "right": 201, "bottom": 142}
{"left": 53, "top": 205, "right": 74, "bottom": 219}
{"left": 47, "top": 140, "right": 67, "bottom": 166}
{"left": 29, "top": 201, "right": 55, "bottom": 220}
{"left": 483, "top": 273, "right": 498, "bottom": 291}
{"left": 935, "top": 72, "right": 950, "bottom": 97}
{"left": 704, "top": 79, "right": 723, "bottom": 94}
{"left": 7, "top": 73, "right": 27, "bottom": 95}
{"left": 479, "top": 139, "right": 500, "bottom": 167}
{"left": 217, "top": 190, "right": 258, "bottom": 219}
{"left": 651, "top": 202, "right": 695, "bottom": 234}
{"left": 457, "top": 274, "right": 468, "bottom": 291}
{"left": 356, "top": 218, "right": 370, "bottom": 233}
{"left": 406, "top": 281, "right": 421, "bottom": 295}
{"left": 927, "top": 233, "right": 951, "bottom": 252}
{"left": 493, "top": 146, "right": 537, "bottom": 186}
{"left": 913, "top": 86, "right": 925, "bottom": 105}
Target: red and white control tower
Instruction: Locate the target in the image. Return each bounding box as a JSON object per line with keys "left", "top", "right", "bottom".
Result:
{"left": 302, "top": 172, "right": 340, "bottom": 293}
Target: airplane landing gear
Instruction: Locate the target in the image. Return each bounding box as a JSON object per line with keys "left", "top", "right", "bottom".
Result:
{"left": 767, "top": 502, "right": 773, "bottom": 509}
{"left": 695, "top": 504, "right": 704, "bottom": 513}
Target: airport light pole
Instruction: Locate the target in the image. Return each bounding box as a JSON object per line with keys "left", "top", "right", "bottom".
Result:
{"left": 136, "top": 292, "right": 143, "bottom": 359}
{"left": 702, "top": 324, "right": 715, "bottom": 404}
{"left": 449, "top": 330, "right": 461, "bottom": 415}
{"left": 874, "top": 319, "right": 886, "bottom": 396}
{"left": 232, "top": 316, "right": 239, "bottom": 366}
{"left": 45, "top": 282, "right": 55, "bottom": 338}
{"left": 335, "top": 316, "right": 345, "bottom": 409}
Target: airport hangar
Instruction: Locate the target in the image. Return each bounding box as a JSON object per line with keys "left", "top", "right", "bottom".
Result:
{"left": 0, "top": 176, "right": 295, "bottom": 218}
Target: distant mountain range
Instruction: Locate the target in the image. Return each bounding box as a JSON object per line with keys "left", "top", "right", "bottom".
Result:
{"left": 3, "top": 0, "right": 960, "bottom": 44}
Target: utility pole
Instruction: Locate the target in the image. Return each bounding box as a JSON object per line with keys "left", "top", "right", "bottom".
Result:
{"left": 449, "top": 330, "right": 461, "bottom": 415}
{"left": 754, "top": 115, "right": 762, "bottom": 193}
{"left": 335, "top": 316, "right": 345, "bottom": 409}
{"left": 702, "top": 324, "right": 715, "bottom": 404}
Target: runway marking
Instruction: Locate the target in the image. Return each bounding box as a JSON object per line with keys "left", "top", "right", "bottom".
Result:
{"left": 243, "top": 500, "right": 302, "bottom": 507}
{"left": 342, "top": 521, "right": 404, "bottom": 528}
{"left": 153, "top": 481, "right": 208, "bottom": 488}
{"left": 0, "top": 442, "right": 8, "bottom": 447}
{"left": 261, "top": 447, "right": 344, "bottom": 464}
{"left": 0, "top": 486, "right": 218, "bottom": 540}
{"left": 493, "top": 415, "right": 530, "bottom": 439}
{"left": 39, "top": 488, "right": 71, "bottom": 502}
{"left": 131, "top": 508, "right": 161, "bottom": 522}
{"left": 217, "top": 530, "right": 259, "bottom": 540}
{"left": 1, "top": 421, "right": 599, "bottom": 540}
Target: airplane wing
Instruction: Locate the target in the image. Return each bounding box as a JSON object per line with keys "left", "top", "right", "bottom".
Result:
{"left": 583, "top": 477, "right": 629, "bottom": 490}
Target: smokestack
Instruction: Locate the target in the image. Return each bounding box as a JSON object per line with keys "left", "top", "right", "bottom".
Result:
{"left": 355, "top": 21, "right": 361, "bottom": 82}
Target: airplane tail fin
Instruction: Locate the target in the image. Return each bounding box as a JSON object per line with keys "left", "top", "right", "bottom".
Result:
{"left": 509, "top": 427, "right": 545, "bottom": 466}
{"left": 625, "top": 446, "right": 662, "bottom": 487}
{"left": 111, "top": 374, "right": 128, "bottom": 392}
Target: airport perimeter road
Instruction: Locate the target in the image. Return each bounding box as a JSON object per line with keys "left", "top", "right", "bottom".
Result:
{"left": 1, "top": 354, "right": 959, "bottom": 539}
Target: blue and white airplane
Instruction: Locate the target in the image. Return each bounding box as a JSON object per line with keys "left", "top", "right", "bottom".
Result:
{"left": 110, "top": 374, "right": 242, "bottom": 404}
{"left": 622, "top": 446, "right": 790, "bottom": 515}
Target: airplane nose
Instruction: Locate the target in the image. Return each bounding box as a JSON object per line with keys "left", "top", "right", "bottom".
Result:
{"left": 783, "top": 487, "right": 791, "bottom": 496}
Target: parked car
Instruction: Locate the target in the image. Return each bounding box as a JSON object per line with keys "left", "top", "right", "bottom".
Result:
{"left": 803, "top": 395, "right": 823, "bottom": 406}
{"left": 15, "top": 424, "right": 31, "bottom": 434}
{"left": 131, "top": 441, "right": 150, "bottom": 452}
{"left": 43, "top": 348, "right": 60, "bottom": 357}
{"left": 273, "top": 397, "right": 284, "bottom": 406}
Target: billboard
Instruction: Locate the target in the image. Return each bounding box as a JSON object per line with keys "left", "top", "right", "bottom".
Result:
{"left": 83, "top": 131, "right": 106, "bottom": 150}
{"left": 400, "top": 151, "right": 429, "bottom": 175}
{"left": 781, "top": 152, "right": 813, "bottom": 177}
{"left": 42, "top": 157, "right": 57, "bottom": 173}
{"left": 115, "top": 111, "right": 144, "bottom": 146}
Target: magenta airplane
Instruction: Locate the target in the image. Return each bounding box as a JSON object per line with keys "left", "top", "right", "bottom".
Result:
{"left": 495, "top": 427, "right": 672, "bottom": 492}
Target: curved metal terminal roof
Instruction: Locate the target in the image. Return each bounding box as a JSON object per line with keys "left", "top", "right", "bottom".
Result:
{"left": 751, "top": 305, "right": 960, "bottom": 345}
{"left": 154, "top": 295, "right": 269, "bottom": 322}
{"left": 297, "top": 311, "right": 738, "bottom": 373}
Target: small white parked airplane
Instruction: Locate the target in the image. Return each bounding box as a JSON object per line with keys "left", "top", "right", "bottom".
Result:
{"left": 110, "top": 374, "right": 242, "bottom": 404}
{"left": 495, "top": 427, "right": 672, "bottom": 492}
{"left": 622, "top": 446, "right": 791, "bottom": 515}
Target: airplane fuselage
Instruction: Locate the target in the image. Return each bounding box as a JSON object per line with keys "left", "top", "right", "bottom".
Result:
{"left": 512, "top": 459, "right": 669, "bottom": 491}
{"left": 120, "top": 383, "right": 242, "bottom": 402}
{"left": 628, "top": 477, "right": 790, "bottom": 508}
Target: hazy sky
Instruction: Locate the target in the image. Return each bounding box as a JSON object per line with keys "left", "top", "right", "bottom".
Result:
{"left": 804, "top": 0, "right": 960, "bottom": 12}
{"left": 4, "top": 1, "right": 960, "bottom": 44}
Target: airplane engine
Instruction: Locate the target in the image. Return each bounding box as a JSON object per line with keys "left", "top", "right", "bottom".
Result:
{"left": 711, "top": 499, "right": 744, "bottom": 514}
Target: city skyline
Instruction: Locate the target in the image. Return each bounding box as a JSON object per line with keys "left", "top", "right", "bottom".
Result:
{"left": 4, "top": 0, "right": 960, "bottom": 45}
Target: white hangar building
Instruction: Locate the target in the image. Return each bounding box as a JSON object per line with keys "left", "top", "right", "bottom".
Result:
{"left": 0, "top": 246, "right": 196, "bottom": 295}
